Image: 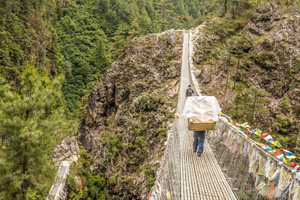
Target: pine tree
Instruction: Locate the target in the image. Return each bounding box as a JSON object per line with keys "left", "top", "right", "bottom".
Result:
{"left": 91, "top": 37, "right": 111, "bottom": 76}
{"left": 110, "top": 23, "right": 129, "bottom": 59}
{"left": 156, "top": 0, "right": 175, "bottom": 31}
{"left": 128, "top": 17, "right": 140, "bottom": 39}
{"left": 0, "top": 63, "right": 68, "bottom": 199}
{"left": 139, "top": 7, "right": 153, "bottom": 34}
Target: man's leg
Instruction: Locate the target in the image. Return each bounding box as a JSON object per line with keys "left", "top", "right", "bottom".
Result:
{"left": 198, "top": 131, "right": 206, "bottom": 154}
{"left": 193, "top": 131, "right": 199, "bottom": 152}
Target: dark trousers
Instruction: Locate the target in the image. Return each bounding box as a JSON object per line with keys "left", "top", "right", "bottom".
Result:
{"left": 193, "top": 131, "right": 205, "bottom": 153}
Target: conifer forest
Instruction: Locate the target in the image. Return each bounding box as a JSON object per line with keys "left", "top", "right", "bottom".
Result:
{"left": 0, "top": 0, "right": 300, "bottom": 199}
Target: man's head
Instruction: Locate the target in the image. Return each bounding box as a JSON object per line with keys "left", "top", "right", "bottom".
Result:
{"left": 188, "top": 85, "right": 191, "bottom": 88}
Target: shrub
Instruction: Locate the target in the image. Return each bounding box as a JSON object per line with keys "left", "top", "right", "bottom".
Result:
{"left": 137, "top": 136, "right": 148, "bottom": 148}
{"left": 166, "top": 112, "right": 174, "bottom": 119}
{"left": 133, "top": 92, "right": 158, "bottom": 112}
{"left": 148, "top": 177, "right": 156, "bottom": 189}
{"left": 144, "top": 165, "right": 154, "bottom": 177}
{"left": 126, "top": 177, "right": 133, "bottom": 188}
{"left": 109, "top": 176, "right": 117, "bottom": 186}
{"left": 275, "top": 114, "right": 291, "bottom": 134}
{"left": 156, "top": 127, "right": 167, "bottom": 138}
{"left": 253, "top": 51, "right": 279, "bottom": 69}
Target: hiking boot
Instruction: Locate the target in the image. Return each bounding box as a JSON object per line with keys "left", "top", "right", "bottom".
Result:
{"left": 197, "top": 152, "right": 202, "bottom": 157}
{"left": 193, "top": 148, "right": 197, "bottom": 153}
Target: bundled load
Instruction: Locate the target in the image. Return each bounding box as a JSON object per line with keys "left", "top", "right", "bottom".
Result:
{"left": 182, "top": 96, "right": 221, "bottom": 131}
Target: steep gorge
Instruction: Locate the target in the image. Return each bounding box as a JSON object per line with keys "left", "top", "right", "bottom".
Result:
{"left": 69, "top": 30, "right": 183, "bottom": 199}
{"left": 68, "top": 2, "right": 300, "bottom": 199}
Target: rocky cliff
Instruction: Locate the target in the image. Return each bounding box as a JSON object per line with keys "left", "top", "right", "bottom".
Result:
{"left": 192, "top": 2, "right": 300, "bottom": 148}
{"left": 75, "top": 30, "right": 182, "bottom": 199}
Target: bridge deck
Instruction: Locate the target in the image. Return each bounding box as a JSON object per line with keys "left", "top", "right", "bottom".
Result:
{"left": 178, "top": 33, "right": 236, "bottom": 200}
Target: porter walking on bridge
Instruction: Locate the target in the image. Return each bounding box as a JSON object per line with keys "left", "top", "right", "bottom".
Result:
{"left": 193, "top": 130, "right": 205, "bottom": 156}
{"left": 185, "top": 85, "right": 194, "bottom": 98}
{"left": 183, "top": 96, "right": 221, "bottom": 157}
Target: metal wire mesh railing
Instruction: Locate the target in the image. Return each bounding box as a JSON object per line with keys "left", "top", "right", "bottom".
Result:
{"left": 207, "top": 119, "right": 300, "bottom": 200}
{"left": 150, "top": 29, "right": 300, "bottom": 200}
{"left": 47, "top": 161, "right": 71, "bottom": 200}
{"left": 150, "top": 119, "right": 181, "bottom": 200}
{"left": 150, "top": 30, "right": 188, "bottom": 200}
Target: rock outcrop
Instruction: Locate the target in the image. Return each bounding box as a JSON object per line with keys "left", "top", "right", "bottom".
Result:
{"left": 192, "top": 2, "right": 300, "bottom": 139}
{"left": 53, "top": 136, "right": 80, "bottom": 162}
{"left": 78, "top": 30, "right": 182, "bottom": 199}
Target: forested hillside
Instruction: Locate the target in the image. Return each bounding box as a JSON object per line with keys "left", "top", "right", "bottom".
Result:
{"left": 0, "top": 0, "right": 209, "bottom": 118}
{"left": 0, "top": 0, "right": 216, "bottom": 199}
{"left": 1, "top": 0, "right": 300, "bottom": 199}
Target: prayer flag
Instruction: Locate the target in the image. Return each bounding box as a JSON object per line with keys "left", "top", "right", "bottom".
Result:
{"left": 264, "top": 135, "right": 273, "bottom": 141}
{"left": 273, "top": 149, "right": 281, "bottom": 157}
{"left": 261, "top": 133, "right": 269, "bottom": 139}
{"left": 265, "top": 147, "right": 272, "bottom": 151}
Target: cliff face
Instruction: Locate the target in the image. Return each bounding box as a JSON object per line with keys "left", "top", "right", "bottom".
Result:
{"left": 192, "top": 2, "right": 300, "bottom": 147}
{"left": 78, "top": 30, "right": 182, "bottom": 198}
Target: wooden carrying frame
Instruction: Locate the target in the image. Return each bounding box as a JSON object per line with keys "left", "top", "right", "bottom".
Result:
{"left": 188, "top": 118, "right": 216, "bottom": 131}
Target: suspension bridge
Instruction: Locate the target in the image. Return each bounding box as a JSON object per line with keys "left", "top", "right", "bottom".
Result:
{"left": 47, "top": 30, "right": 300, "bottom": 200}
{"left": 149, "top": 31, "right": 300, "bottom": 200}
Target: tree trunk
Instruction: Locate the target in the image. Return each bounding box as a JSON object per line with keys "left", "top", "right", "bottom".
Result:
{"left": 242, "top": 105, "right": 246, "bottom": 122}
{"left": 252, "top": 95, "right": 257, "bottom": 121}
{"left": 225, "top": 69, "right": 229, "bottom": 94}
{"left": 231, "top": 0, "right": 236, "bottom": 19}
{"left": 233, "top": 60, "right": 239, "bottom": 90}
{"left": 21, "top": 144, "right": 28, "bottom": 199}
{"left": 224, "top": 0, "right": 228, "bottom": 14}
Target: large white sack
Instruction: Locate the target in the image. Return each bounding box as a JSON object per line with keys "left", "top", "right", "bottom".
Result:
{"left": 182, "top": 96, "right": 221, "bottom": 122}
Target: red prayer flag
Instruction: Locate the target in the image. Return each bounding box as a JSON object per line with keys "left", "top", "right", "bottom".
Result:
{"left": 273, "top": 149, "right": 281, "bottom": 157}
{"left": 290, "top": 162, "right": 296, "bottom": 168}
{"left": 279, "top": 148, "right": 286, "bottom": 155}
{"left": 233, "top": 120, "right": 238, "bottom": 127}
{"left": 261, "top": 133, "right": 268, "bottom": 139}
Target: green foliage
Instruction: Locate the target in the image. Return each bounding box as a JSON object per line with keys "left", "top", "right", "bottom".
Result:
{"left": 67, "top": 155, "right": 108, "bottom": 200}
{"left": 137, "top": 136, "right": 148, "bottom": 148}
{"left": 275, "top": 114, "right": 291, "bottom": 134}
{"left": 0, "top": 0, "right": 63, "bottom": 80}
{"left": 156, "top": 0, "right": 175, "bottom": 31}
{"left": 133, "top": 92, "right": 158, "bottom": 112}
{"left": 142, "top": 164, "right": 156, "bottom": 187}
{"left": 229, "top": 33, "right": 252, "bottom": 56}
{"left": 148, "top": 177, "right": 156, "bottom": 189}
{"left": 253, "top": 51, "right": 279, "bottom": 69}
{"left": 167, "top": 112, "right": 174, "bottom": 119}
{"left": 126, "top": 177, "right": 133, "bottom": 188}
{"left": 135, "top": 128, "right": 144, "bottom": 135}
{"left": 0, "top": 0, "right": 215, "bottom": 120}
{"left": 56, "top": 0, "right": 211, "bottom": 117}
{"left": 0, "top": 0, "right": 273, "bottom": 198}
{"left": 156, "top": 127, "right": 168, "bottom": 138}
{"left": 290, "top": 58, "right": 300, "bottom": 80}
{"left": 277, "top": 135, "right": 296, "bottom": 149}
{"left": 281, "top": 96, "right": 292, "bottom": 113}
{"left": 142, "top": 162, "right": 156, "bottom": 190}
{"left": 26, "top": 188, "right": 43, "bottom": 200}
{"left": 103, "top": 133, "right": 123, "bottom": 157}
{"left": 0, "top": 63, "right": 68, "bottom": 198}
{"left": 109, "top": 175, "right": 117, "bottom": 186}
{"left": 143, "top": 165, "right": 154, "bottom": 177}
{"left": 230, "top": 84, "right": 270, "bottom": 123}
